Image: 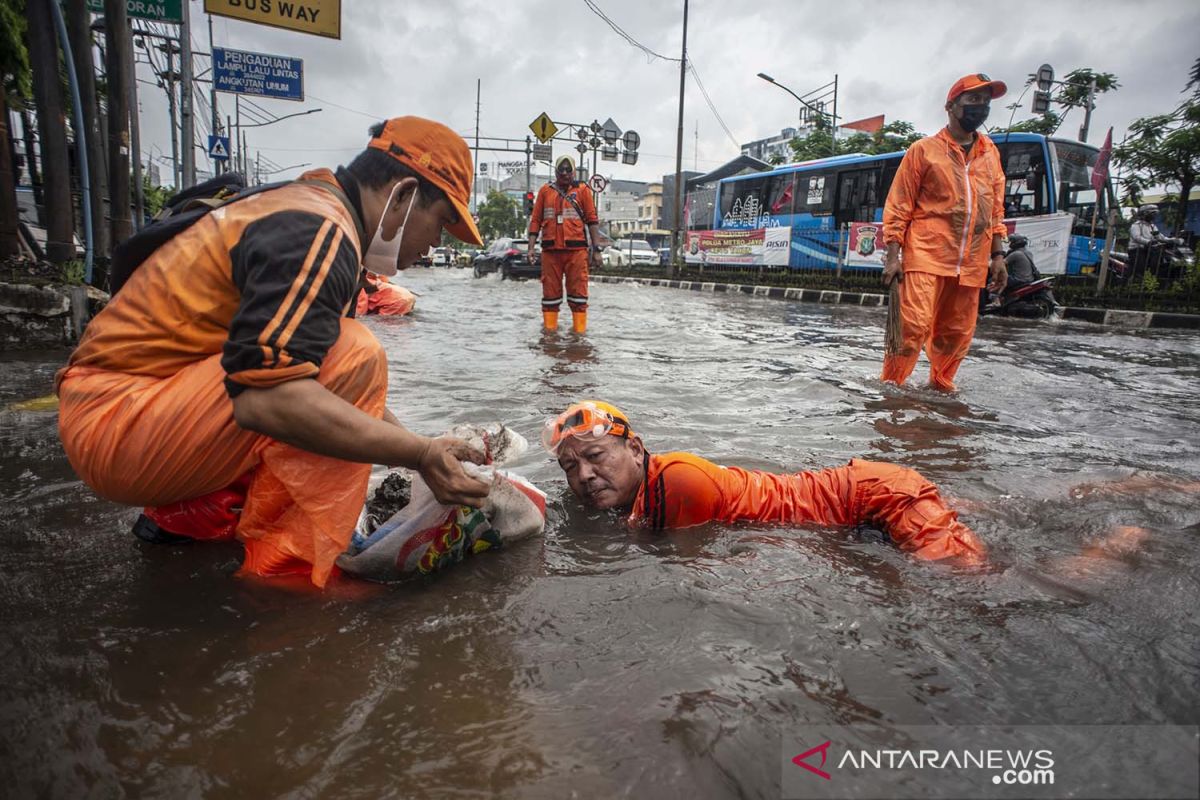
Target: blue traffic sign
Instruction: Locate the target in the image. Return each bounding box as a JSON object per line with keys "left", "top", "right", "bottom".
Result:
{"left": 212, "top": 47, "right": 304, "bottom": 102}
{"left": 207, "top": 135, "right": 231, "bottom": 161}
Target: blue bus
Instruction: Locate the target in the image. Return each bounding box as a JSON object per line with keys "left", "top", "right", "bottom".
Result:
{"left": 701, "top": 133, "right": 1116, "bottom": 275}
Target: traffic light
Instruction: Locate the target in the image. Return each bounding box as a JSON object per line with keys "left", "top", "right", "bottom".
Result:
{"left": 1032, "top": 90, "right": 1052, "bottom": 115}
{"left": 524, "top": 191, "right": 535, "bottom": 215}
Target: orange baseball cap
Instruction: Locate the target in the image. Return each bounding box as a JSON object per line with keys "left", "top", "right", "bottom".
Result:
{"left": 367, "top": 116, "right": 483, "bottom": 245}
{"left": 946, "top": 73, "right": 1008, "bottom": 104}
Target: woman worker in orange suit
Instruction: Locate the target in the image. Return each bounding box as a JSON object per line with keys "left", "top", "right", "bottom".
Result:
{"left": 544, "top": 401, "right": 985, "bottom": 563}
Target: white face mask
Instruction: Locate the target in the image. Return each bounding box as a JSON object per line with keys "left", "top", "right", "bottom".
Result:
{"left": 362, "top": 182, "right": 417, "bottom": 276}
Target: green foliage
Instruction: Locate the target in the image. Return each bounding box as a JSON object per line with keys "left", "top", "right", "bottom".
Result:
{"left": 0, "top": 0, "right": 31, "bottom": 101}
{"left": 1005, "top": 111, "right": 1062, "bottom": 135}
{"left": 1001, "top": 66, "right": 1119, "bottom": 135}
{"left": 59, "top": 258, "right": 85, "bottom": 285}
{"left": 788, "top": 119, "right": 925, "bottom": 163}
{"left": 141, "top": 174, "right": 174, "bottom": 217}
{"left": 475, "top": 189, "right": 522, "bottom": 242}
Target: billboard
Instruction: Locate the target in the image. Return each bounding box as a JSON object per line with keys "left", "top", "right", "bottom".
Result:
{"left": 213, "top": 47, "right": 304, "bottom": 102}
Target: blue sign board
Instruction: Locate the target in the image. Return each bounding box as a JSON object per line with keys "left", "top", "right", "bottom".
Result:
{"left": 212, "top": 47, "right": 304, "bottom": 102}
{"left": 207, "top": 135, "right": 231, "bottom": 161}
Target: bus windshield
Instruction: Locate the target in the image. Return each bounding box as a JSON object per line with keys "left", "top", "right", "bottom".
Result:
{"left": 1051, "top": 140, "right": 1112, "bottom": 232}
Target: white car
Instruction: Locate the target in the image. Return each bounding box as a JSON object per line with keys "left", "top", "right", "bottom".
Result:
{"left": 431, "top": 247, "right": 454, "bottom": 267}
{"left": 604, "top": 240, "right": 659, "bottom": 267}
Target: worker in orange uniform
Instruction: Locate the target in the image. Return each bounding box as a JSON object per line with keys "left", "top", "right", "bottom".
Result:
{"left": 528, "top": 155, "right": 602, "bottom": 333}
{"left": 56, "top": 117, "right": 491, "bottom": 587}
{"left": 881, "top": 73, "right": 1010, "bottom": 392}
{"left": 543, "top": 401, "right": 985, "bottom": 563}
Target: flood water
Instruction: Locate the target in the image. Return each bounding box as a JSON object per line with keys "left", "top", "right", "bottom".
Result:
{"left": 3, "top": 268, "right": 1199, "bottom": 798}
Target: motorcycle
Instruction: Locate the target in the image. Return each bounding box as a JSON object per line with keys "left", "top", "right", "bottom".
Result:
{"left": 980, "top": 276, "right": 1058, "bottom": 319}
{"left": 1108, "top": 239, "right": 1194, "bottom": 287}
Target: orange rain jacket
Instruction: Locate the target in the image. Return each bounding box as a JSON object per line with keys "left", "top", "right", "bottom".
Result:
{"left": 882, "top": 128, "right": 1007, "bottom": 288}
{"left": 529, "top": 181, "right": 599, "bottom": 250}
{"left": 630, "top": 452, "right": 984, "bottom": 562}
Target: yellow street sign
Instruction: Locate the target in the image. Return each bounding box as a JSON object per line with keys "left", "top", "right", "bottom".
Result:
{"left": 529, "top": 112, "right": 558, "bottom": 144}
{"left": 203, "top": 0, "right": 341, "bottom": 39}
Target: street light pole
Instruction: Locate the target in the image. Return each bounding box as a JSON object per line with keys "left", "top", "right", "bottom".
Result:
{"left": 670, "top": 0, "right": 689, "bottom": 275}
{"left": 757, "top": 72, "right": 838, "bottom": 156}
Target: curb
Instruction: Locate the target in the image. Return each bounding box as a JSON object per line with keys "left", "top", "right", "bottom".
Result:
{"left": 593, "top": 275, "right": 1200, "bottom": 331}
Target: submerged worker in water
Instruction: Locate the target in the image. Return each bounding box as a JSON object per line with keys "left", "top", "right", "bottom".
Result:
{"left": 543, "top": 400, "right": 985, "bottom": 563}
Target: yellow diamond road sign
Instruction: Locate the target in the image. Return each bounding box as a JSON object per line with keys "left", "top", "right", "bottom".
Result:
{"left": 529, "top": 112, "right": 558, "bottom": 144}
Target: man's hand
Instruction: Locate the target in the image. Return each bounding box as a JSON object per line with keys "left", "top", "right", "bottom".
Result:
{"left": 882, "top": 253, "right": 903, "bottom": 287}
{"left": 417, "top": 436, "right": 491, "bottom": 508}
{"left": 987, "top": 255, "right": 1008, "bottom": 294}
{"left": 589, "top": 248, "right": 602, "bottom": 268}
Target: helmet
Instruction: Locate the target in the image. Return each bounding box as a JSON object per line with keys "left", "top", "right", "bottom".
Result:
{"left": 1008, "top": 234, "right": 1028, "bottom": 249}
{"left": 542, "top": 401, "right": 632, "bottom": 454}
{"left": 1138, "top": 204, "right": 1159, "bottom": 219}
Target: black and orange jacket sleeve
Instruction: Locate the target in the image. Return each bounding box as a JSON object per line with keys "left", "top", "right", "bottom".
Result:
{"left": 222, "top": 210, "right": 361, "bottom": 397}
{"left": 633, "top": 453, "right": 726, "bottom": 531}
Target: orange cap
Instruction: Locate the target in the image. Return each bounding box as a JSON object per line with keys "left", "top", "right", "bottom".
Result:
{"left": 367, "top": 116, "right": 483, "bottom": 246}
{"left": 946, "top": 73, "right": 1008, "bottom": 104}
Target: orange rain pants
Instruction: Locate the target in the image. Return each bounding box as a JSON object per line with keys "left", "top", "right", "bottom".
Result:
{"left": 57, "top": 318, "right": 387, "bottom": 586}
{"left": 541, "top": 249, "right": 589, "bottom": 312}
{"left": 880, "top": 271, "right": 980, "bottom": 392}
{"left": 355, "top": 273, "right": 416, "bottom": 317}
{"left": 631, "top": 452, "right": 984, "bottom": 563}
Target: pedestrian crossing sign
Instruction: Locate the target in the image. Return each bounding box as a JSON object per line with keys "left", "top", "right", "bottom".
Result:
{"left": 208, "top": 135, "right": 231, "bottom": 161}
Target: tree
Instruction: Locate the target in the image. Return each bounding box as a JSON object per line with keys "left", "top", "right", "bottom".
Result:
{"left": 141, "top": 173, "right": 173, "bottom": 217}
{"left": 475, "top": 189, "right": 522, "bottom": 242}
{"left": 0, "top": 0, "right": 30, "bottom": 257}
{"left": 788, "top": 118, "right": 925, "bottom": 162}
{"left": 103, "top": 0, "right": 133, "bottom": 246}
{"left": 1001, "top": 67, "right": 1119, "bottom": 137}
{"left": 1114, "top": 103, "right": 1200, "bottom": 234}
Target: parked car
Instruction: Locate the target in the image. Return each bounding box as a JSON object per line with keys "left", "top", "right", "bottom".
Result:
{"left": 604, "top": 239, "right": 659, "bottom": 267}
{"left": 473, "top": 238, "right": 541, "bottom": 280}
{"left": 414, "top": 247, "right": 435, "bottom": 267}
{"left": 431, "top": 247, "right": 455, "bottom": 267}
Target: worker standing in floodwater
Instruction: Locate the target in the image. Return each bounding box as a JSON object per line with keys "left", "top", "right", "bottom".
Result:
{"left": 528, "top": 155, "right": 602, "bottom": 334}
{"left": 880, "top": 73, "right": 1010, "bottom": 392}
{"left": 55, "top": 117, "right": 490, "bottom": 587}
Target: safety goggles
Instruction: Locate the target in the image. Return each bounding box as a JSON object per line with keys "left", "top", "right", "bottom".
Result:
{"left": 542, "top": 403, "right": 630, "bottom": 454}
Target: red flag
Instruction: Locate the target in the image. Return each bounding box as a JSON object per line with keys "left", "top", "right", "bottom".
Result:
{"left": 1091, "top": 127, "right": 1113, "bottom": 193}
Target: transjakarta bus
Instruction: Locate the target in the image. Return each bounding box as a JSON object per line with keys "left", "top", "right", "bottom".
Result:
{"left": 700, "top": 133, "right": 1116, "bottom": 275}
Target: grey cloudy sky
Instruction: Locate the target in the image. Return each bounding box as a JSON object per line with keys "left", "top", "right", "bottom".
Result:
{"left": 137, "top": 0, "right": 1199, "bottom": 188}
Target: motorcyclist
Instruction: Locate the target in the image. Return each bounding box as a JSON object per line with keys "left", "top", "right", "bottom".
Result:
{"left": 1004, "top": 234, "right": 1039, "bottom": 290}
{"left": 1128, "top": 204, "right": 1179, "bottom": 277}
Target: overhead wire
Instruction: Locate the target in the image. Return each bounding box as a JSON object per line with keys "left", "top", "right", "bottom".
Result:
{"left": 580, "top": 0, "right": 680, "bottom": 63}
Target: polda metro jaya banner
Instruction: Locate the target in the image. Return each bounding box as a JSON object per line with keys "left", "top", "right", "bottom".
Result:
{"left": 685, "top": 227, "right": 792, "bottom": 266}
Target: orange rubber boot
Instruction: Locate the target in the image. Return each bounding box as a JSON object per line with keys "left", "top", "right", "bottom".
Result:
{"left": 571, "top": 310, "right": 587, "bottom": 334}
{"left": 543, "top": 310, "right": 559, "bottom": 330}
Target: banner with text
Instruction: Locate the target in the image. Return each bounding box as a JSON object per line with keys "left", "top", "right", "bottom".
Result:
{"left": 213, "top": 47, "right": 304, "bottom": 102}
{"left": 1004, "top": 213, "right": 1076, "bottom": 275}
{"left": 87, "top": 0, "right": 183, "bottom": 23}
{"left": 685, "top": 227, "right": 792, "bottom": 266}
{"left": 204, "top": 0, "right": 340, "bottom": 39}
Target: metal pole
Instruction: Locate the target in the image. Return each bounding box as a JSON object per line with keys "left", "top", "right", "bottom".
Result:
{"left": 208, "top": 14, "right": 219, "bottom": 138}
{"left": 670, "top": 0, "right": 689, "bottom": 274}
{"left": 473, "top": 78, "right": 480, "bottom": 214}
{"left": 165, "top": 43, "right": 179, "bottom": 188}
{"left": 1078, "top": 77, "right": 1096, "bottom": 143}
{"left": 234, "top": 94, "right": 240, "bottom": 176}
{"left": 1096, "top": 206, "right": 1117, "bottom": 294}
{"left": 179, "top": 1, "right": 194, "bottom": 187}
{"left": 831, "top": 73, "right": 838, "bottom": 155}
{"left": 525, "top": 134, "right": 531, "bottom": 223}
{"left": 49, "top": 0, "right": 92, "bottom": 281}
{"left": 128, "top": 20, "right": 143, "bottom": 229}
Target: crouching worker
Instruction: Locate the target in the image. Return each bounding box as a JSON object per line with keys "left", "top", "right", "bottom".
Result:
{"left": 56, "top": 117, "right": 490, "bottom": 587}
{"left": 544, "top": 401, "right": 985, "bottom": 563}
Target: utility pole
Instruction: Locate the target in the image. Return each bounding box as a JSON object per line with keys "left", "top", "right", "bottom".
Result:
{"left": 525, "top": 134, "right": 532, "bottom": 209}
{"left": 670, "top": 0, "right": 689, "bottom": 274}
{"left": 28, "top": 0, "right": 75, "bottom": 264}
{"left": 179, "top": 0, "right": 195, "bottom": 188}
{"left": 1078, "top": 76, "right": 1097, "bottom": 143}
{"left": 208, "top": 14, "right": 219, "bottom": 140}
{"left": 66, "top": 0, "right": 110, "bottom": 257}
{"left": 163, "top": 41, "right": 180, "bottom": 188}
{"left": 103, "top": 0, "right": 133, "bottom": 244}
{"left": 128, "top": 20, "right": 144, "bottom": 229}
{"left": 50, "top": 0, "right": 93, "bottom": 278}
{"left": 473, "top": 78, "right": 480, "bottom": 214}
{"left": 831, "top": 73, "right": 839, "bottom": 153}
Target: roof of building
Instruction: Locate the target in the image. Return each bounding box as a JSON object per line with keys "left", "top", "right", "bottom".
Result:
{"left": 686, "top": 155, "right": 771, "bottom": 188}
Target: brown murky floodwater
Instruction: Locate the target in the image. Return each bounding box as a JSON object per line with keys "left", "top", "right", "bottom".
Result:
{"left": 2, "top": 269, "right": 1198, "bottom": 798}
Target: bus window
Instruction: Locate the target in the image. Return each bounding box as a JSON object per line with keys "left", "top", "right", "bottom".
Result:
{"left": 996, "top": 140, "right": 1048, "bottom": 217}
{"left": 766, "top": 174, "right": 794, "bottom": 217}
{"left": 1051, "top": 140, "right": 1109, "bottom": 233}
{"left": 834, "top": 168, "right": 880, "bottom": 227}
{"left": 719, "top": 176, "right": 770, "bottom": 228}
{"left": 795, "top": 171, "right": 833, "bottom": 215}
{"left": 687, "top": 184, "right": 717, "bottom": 229}
{"left": 879, "top": 159, "right": 900, "bottom": 202}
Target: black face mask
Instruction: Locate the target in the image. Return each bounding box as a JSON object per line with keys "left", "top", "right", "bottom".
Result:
{"left": 958, "top": 103, "right": 990, "bottom": 132}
